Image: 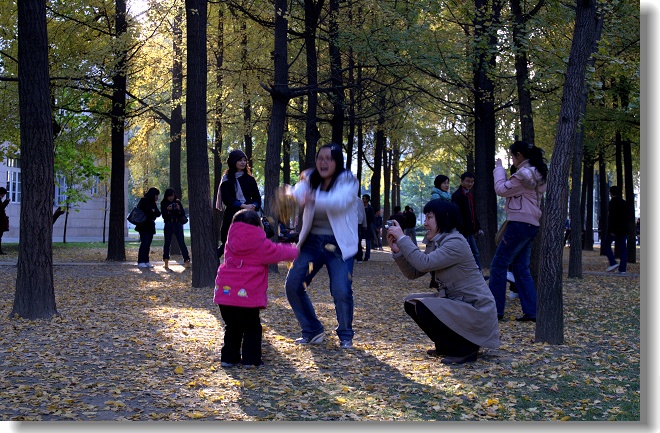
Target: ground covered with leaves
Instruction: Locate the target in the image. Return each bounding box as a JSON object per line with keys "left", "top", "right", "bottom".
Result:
{"left": 0, "top": 242, "right": 640, "bottom": 421}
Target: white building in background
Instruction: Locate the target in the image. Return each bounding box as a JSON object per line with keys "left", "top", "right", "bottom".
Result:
{"left": 1, "top": 157, "right": 132, "bottom": 243}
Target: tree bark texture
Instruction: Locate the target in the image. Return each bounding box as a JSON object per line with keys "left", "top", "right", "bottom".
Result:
{"left": 186, "top": 0, "right": 218, "bottom": 287}
{"left": 169, "top": 8, "right": 184, "bottom": 256}
{"left": 12, "top": 0, "right": 57, "bottom": 320}
{"left": 537, "top": 0, "right": 599, "bottom": 345}
{"left": 264, "top": 0, "right": 290, "bottom": 219}
{"left": 328, "top": 0, "right": 345, "bottom": 145}
{"left": 106, "top": 0, "right": 128, "bottom": 262}
{"left": 304, "top": 0, "right": 321, "bottom": 170}
{"left": 212, "top": 4, "right": 225, "bottom": 246}
{"left": 472, "top": 0, "right": 501, "bottom": 269}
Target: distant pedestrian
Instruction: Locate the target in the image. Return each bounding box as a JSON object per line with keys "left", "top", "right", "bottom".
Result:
{"left": 0, "top": 187, "right": 9, "bottom": 255}
{"left": 374, "top": 209, "right": 384, "bottom": 250}
{"left": 361, "top": 194, "right": 376, "bottom": 261}
{"left": 451, "top": 172, "right": 483, "bottom": 270}
{"left": 431, "top": 175, "right": 452, "bottom": 202}
{"left": 160, "top": 188, "right": 191, "bottom": 269}
{"left": 387, "top": 206, "right": 407, "bottom": 229}
{"left": 135, "top": 187, "right": 161, "bottom": 268}
{"left": 214, "top": 210, "right": 298, "bottom": 368}
{"left": 404, "top": 205, "right": 418, "bottom": 245}
{"left": 603, "top": 185, "right": 629, "bottom": 274}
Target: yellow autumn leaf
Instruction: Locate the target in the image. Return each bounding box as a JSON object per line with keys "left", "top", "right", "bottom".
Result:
{"left": 174, "top": 366, "right": 183, "bottom": 374}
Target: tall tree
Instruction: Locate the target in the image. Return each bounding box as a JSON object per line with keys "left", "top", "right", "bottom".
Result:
{"left": 472, "top": 0, "right": 503, "bottom": 268}
{"left": 11, "top": 0, "right": 57, "bottom": 319}
{"left": 263, "top": 0, "right": 291, "bottom": 219}
{"left": 537, "top": 0, "right": 601, "bottom": 344}
{"left": 106, "top": 0, "right": 130, "bottom": 262}
{"left": 186, "top": 0, "right": 217, "bottom": 287}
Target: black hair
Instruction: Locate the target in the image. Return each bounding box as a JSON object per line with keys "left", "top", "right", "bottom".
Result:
{"left": 423, "top": 199, "right": 461, "bottom": 234}
{"left": 163, "top": 188, "right": 177, "bottom": 199}
{"left": 160, "top": 188, "right": 179, "bottom": 208}
{"left": 434, "top": 175, "right": 449, "bottom": 189}
{"left": 144, "top": 187, "right": 160, "bottom": 200}
{"left": 232, "top": 209, "right": 262, "bottom": 227}
{"left": 393, "top": 205, "right": 401, "bottom": 213}
{"left": 609, "top": 185, "right": 622, "bottom": 196}
{"left": 223, "top": 149, "right": 252, "bottom": 188}
{"left": 509, "top": 141, "right": 548, "bottom": 181}
{"left": 460, "top": 172, "right": 475, "bottom": 181}
{"left": 362, "top": 194, "right": 370, "bottom": 201}
{"left": 0, "top": 187, "right": 7, "bottom": 195}
{"left": 309, "top": 143, "right": 346, "bottom": 191}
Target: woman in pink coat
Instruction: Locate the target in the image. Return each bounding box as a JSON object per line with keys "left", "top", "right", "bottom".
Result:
{"left": 214, "top": 210, "right": 298, "bottom": 368}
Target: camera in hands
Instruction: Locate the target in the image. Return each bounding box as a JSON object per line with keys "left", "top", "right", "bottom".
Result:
{"left": 385, "top": 220, "right": 397, "bottom": 228}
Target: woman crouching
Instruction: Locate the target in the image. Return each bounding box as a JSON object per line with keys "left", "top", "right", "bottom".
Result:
{"left": 387, "top": 199, "right": 500, "bottom": 364}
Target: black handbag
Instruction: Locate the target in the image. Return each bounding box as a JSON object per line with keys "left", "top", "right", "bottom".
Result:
{"left": 179, "top": 216, "right": 189, "bottom": 225}
{"left": 127, "top": 206, "right": 147, "bottom": 225}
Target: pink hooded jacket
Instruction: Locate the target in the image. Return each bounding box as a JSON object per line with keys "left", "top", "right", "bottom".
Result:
{"left": 214, "top": 221, "right": 298, "bottom": 309}
{"left": 493, "top": 160, "right": 547, "bottom": 226}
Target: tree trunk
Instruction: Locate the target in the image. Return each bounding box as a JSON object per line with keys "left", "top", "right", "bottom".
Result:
{"left": 371, "top": 93, "right": 385, "bottom": 211}
{"left": 106, "top": 0, "right": 128, "bottom": 262}
{"left": 264, "top": 0, "right": 290, "bottom": 217}
{"left": 328, "top": 0, "right": 345, "bottom": 145}
{"left": 304, "top": 0, "right": 321, "bottom": 170}
{"left": 12, "top": 0, "right": 57, "bottom": 320}
{"left": 186, "top": 0, "right": 217, "bottom": 287}
{"left": 169, "top": 7, "right": 184, "bottom": 256}
{"left": 568, "top": 124, "right": 585, "bottom": 278}
{"left": 241, "top": 18, "right": 253, "bottom": 163}
{"left": 472, "top": 0, "right": 501, "bottom": 269}
{"left": 212, "top": 3, "right": 225, "bottom": 247}
{"left": 537, "top": 0, "right": 600, "bottom": 345}
{"left": 510, "top": 0, "right": 542, "bottom": 144}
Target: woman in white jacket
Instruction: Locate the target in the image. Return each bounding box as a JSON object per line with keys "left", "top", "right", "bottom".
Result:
{"left": 285, "top": 143, "right": 359, "bottom": 349}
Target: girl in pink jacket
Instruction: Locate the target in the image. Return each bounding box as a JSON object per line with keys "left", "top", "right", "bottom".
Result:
{"left": 489, "top": 141, "right": 547, "bottom": 323}
{"left": 214, "top": 210, "right": 298, "bottom": 367}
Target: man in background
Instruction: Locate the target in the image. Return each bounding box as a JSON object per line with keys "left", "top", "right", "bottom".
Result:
{"left": 452, "top": 172, "right": 483, "bottom": 270}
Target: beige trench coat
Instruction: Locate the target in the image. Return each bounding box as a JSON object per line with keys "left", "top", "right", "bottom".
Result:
{"left": 393, "top": 230, "right": 500, "bottom": 349}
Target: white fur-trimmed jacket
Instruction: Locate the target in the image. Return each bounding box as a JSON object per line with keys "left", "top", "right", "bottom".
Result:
{"left": 292, "top": 169, "right": 359, "bottom": 260}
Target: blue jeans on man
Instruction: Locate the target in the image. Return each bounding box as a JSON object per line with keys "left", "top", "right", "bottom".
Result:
{"left": 604, "top": 233, "right": 627, "bottom": 273}
{"left": 465, "top": 235, "right": 481, "bottom": 270}
{"left": 285, "top": 234, "right": 355, "bottom": 341}
{"left": 489, "top": 221, "right": 539, "bottom": 318}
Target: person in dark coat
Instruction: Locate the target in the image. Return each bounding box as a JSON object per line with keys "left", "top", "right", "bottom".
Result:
{"left": 451, "top": 172, "right": 483, "bottom": 270}
{"left": 387, "top": 199, "right": 500, "bottom": 365}
{"left": 135, "top": 187, "right": 161, "bottom": 268}
{"left": 387, "top": 206, "right": 407, "bottom": 229}
{"left": 603, "top": 185, "right": 629, "bottom": 274}
{"left": 0, "top": 187, "right": 9, "bottom": 255}
{"left": 160, "top": 188, "right": 190, "bottom": 269}
{"left": 217, "top": 149, "right": 262, "bottom": 259}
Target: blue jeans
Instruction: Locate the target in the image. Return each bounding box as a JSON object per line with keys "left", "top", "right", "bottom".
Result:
{"left": 489, "top": 221, "right": 539, "bottom": 317}
{"left": 604, "top": 233, "right": 627, "bottom": 272}
{"left": 465, "top": 235, "right": 481, "bottom": 270}
{"left": 163, "top": 222, "right": 190, "bottom": 261}
{"left": 138, "top": 231, "right": 154, "bottom": 264}
{"left": 285, "top": 234, "right": 355, "bottom": 341}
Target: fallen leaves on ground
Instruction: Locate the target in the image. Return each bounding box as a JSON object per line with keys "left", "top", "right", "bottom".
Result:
{"left": 0, "top": 246, "right": 640, "bottom": 421}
